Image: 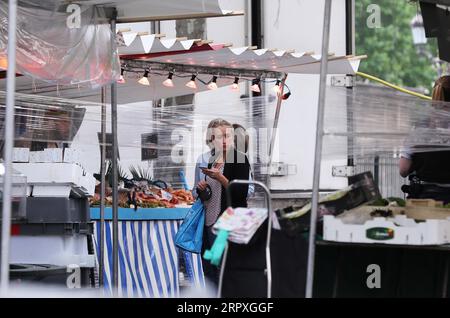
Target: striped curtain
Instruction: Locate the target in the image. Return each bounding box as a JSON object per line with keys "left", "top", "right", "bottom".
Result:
{"left": 93, "top": 220, "right": 204, "bottom": 297}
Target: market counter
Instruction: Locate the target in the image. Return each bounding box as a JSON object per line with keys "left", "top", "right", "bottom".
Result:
{"left": 90, "top": 207, "right": 204, "bottom": 297}
{"left": 314, "top": 240, "right": 450, "bottom": 297}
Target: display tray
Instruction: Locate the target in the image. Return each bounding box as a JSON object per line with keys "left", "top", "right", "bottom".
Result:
{"left": 90, "top": 207, "right": 190, "bottom": 221}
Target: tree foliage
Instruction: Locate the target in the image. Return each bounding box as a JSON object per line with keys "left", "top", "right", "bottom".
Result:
{"left": 355, "top": 0, "right": 439, "bottom": 91}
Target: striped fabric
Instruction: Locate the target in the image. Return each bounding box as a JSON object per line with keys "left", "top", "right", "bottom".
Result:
{"left": 93, "top": 220, "right": 204, "bottom": 297}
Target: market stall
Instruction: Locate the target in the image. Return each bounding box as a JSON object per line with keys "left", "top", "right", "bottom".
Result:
{"left": 90, "top": 207, "right": 204, "bottom": 297}
{"left": 0, "top": 0, "right": 369, "bottom": 298}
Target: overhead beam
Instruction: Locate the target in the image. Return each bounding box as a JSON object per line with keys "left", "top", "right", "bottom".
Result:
{"left": 121, "top": 59, "right": 285, "bottom": 79}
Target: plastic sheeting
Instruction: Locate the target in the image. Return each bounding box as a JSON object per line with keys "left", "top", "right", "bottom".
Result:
{"left": 323, "top": 85, "right": 450, "bottom": 160}
{"left": 0, "top": 0, "right": 120, "bottom": 87}
{"left": 4, "top": 85, "right": 449, "bottom": 181}
{"left": 0, "top": 92, "right": 278, "bottom": 189}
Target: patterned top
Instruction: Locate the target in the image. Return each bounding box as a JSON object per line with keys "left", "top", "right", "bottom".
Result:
{"left": 203, "top": 163, "right": 225, "bottom": 227}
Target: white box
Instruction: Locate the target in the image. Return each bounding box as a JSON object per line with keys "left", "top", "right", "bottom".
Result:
{"left": 12, "top": 148, "right": 30, "bottom": 162}
{"left": 12, "top": 163, "right": 96, "bottom": 197}
{"left": 63, "top": 148, "right": 80, "bottom": 163}
{"left": 323, "top": 214, "right": 450, "bottom": 245}
{"left": 29, "top": 151, "right": 45, "bottom": 163}
{"left": 43, "top": 148, "right": 63, "bottom": 163}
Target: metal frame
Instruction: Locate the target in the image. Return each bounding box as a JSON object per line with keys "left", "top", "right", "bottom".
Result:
{"left": 121, "top": 59, "right": 284, "bottom": 81}
{"left": 305, "top": 0, "right": 332, "bottom": 299}
{"left": 99, "top": 86, "right": 107, "bottom": 288}
{"left": 218, "top": 179, "right": 273, "bottom": 298}
{"left": 109, "top": 8, "right": 120, "bottom": 293}
{"left": 1, "top": 0, "right": 18, "bottom": 295}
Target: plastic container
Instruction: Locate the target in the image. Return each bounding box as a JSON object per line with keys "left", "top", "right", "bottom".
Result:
{"left": 0, "top": 164, "right": 27, "bottom": 221}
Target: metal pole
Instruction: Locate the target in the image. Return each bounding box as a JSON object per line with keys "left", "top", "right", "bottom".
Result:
{"left": 99, "top": 86, "right": 107, "bottom": 288}
{"left": 1, "top": 0, "right": 17, "bottom": 295}
{"left": 346, "top": 0, "right": 355, "bottom": 168}
{"left": 374, "top": 155, "right": 380, "bottom": 187}
{"left": 305, "top": 0, "right": 332, "bottom": 299}
{"left": 110, "top": 9, "right": 119, "bottom": 294}
{"left": 267, "top": 74, "right": 288, "bottom": 169}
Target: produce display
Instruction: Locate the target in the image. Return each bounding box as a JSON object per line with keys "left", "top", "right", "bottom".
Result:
{"left": 89, "top": 185, "right": 194, "bottom": 209}
{"left": 89, "top": 163, "right": 194, "bottom": 209}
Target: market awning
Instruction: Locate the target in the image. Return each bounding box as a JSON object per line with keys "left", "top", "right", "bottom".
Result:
{"left": 1, "top": 40, "right": 365, "bottom": 103}
{"left": 122, "top": 46, "right": 365, "bottom": 76}
{"left": 81, "top": 0, "right": 242, "bottom": 23}
{"left": 116, "top": 30, "right": 221, "bottom": 56}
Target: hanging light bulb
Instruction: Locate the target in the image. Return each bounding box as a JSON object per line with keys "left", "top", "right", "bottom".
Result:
{"left": 250, "top": 78, "right": 261, "bottom": 93}
{"left": 207, "top": 76, "right": 218, "bottom": 90}
{"left": 282, "top": 92, "right": 291, "bottom": 100}
{"left": 163, "top": 72, "right": 174, "bottom": 87}
{"left": 138, "top": 70, "right": 150, "bottom": 86}
{"left": 231, "top": 77, "right": 239, "bottom": 91}
{"left": 272, "top": 79, "right": 282, "bottom": 95}
{"left": 117, "top": 68, "right": 126, "bottom": 84}
{"left": 186, "top": 74, "right": 197, "bottom": 89}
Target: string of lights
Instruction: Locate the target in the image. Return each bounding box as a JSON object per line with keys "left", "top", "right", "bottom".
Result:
{"left": 117, "top": 65, "right": 292, "bottom": 99}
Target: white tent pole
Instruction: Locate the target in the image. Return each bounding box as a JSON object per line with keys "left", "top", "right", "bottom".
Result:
{"left": 1, "top": 0, "right": 17, "bottom": 295}
{"left": 305, "top": 0, "right": 332, "bottom": 299}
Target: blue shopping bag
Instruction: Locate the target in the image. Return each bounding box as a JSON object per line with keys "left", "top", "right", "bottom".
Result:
{"left": 175, "top": 199, "right": 205, "bottom": 254}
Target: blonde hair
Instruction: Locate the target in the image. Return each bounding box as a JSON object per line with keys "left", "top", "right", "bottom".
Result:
{"left": 205, "top": 118, "right": 232, "bottom": 148}
{"left": 432, "top": 76, "right": 450, "bottom": 102}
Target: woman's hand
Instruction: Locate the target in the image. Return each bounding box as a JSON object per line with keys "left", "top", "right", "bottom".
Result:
{"left": 203, "top": 168, "right": 229, "bottom": 187}
{"left": 202, "top": 167, "right": 222, "bottom": 180}
{"left": 197, "top": 180, "right": 208, "bottom": 191}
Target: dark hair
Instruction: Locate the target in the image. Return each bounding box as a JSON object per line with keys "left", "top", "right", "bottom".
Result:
{"left": 432, "top": 76, "right": 450, "bottom": 102}
{"left": 232, "top": 123, "right": 249, "bottom": 154}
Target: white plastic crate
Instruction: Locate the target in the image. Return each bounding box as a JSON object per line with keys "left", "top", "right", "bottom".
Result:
{"left": 323, "top": 214, "right": 450, "bottom": 245}
{"left": 12, "top": 163, "right": 95, "bottom": 197}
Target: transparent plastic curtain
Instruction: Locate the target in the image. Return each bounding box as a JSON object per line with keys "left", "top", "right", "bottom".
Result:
{"left": 0, "top": 0, "right": 120, "bottom": 88}
{"left": 0, "top": 92, "right": 278, "bottom": 189}
{"left": 323, "top": 85, "right": 450, "bottom": 160}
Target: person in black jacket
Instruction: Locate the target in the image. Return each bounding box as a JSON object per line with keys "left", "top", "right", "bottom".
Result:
{"left": 399, "top": 75, "right": 450, "bottom": 204}
{"left": 194, "top": 118, "right": 250, "bottom": 290}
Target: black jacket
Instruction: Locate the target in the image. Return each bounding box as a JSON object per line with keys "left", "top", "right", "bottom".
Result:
{"left": 208, "top": 149, "right": 250, "bottom": 213}
{"left": 411, "top": 149, "right": 450, "bottom": 183}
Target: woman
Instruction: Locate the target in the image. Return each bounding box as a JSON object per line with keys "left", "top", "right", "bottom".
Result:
{"left": 399, "top": 75, "right": 450, "bottom": 204}
{"left": 193, "top": 121, "right": 254, "bottom": 199}
{"left": 193, "top": 118, "right": 250, "bottom": 288}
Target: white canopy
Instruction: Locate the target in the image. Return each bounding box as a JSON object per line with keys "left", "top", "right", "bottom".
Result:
{"left": 117, "top": 31, "right": 215, "bottom": 56}
{"left": 80, "top": 0, "right": 241, "bottom": 22}
{"left": 140, "top": 47, "right": 363, "bottom": 75}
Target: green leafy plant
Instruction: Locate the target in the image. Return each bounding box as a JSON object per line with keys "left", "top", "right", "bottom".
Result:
{"left": 129, "top": 165, "right": 153, "bottom": 182}
{"left": 94, "top": 160, "right": 129, "bottom": 186}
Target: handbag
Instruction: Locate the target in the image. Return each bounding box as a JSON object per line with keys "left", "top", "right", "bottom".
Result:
{"left": 175, "top": 199, "right": 205, "bottom": 254}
